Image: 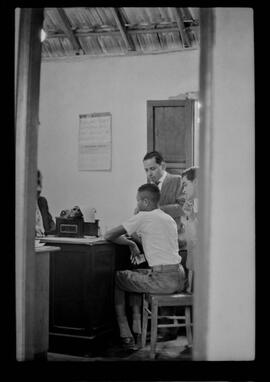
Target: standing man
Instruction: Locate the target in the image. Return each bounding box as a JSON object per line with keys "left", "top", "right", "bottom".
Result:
{"left": 142, "top": 151, "right": 184, "bottom": 234}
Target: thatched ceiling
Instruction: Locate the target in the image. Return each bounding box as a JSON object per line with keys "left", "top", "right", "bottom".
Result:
{"left": 42, "top": 7, "right": 200, "bottom": 60}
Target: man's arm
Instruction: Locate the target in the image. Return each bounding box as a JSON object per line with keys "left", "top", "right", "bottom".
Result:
{"left": 104, "top": 225, "right": 140, "bottom": 251}
{"left": 160, "top": 203, "right": 184, "bottom": 219}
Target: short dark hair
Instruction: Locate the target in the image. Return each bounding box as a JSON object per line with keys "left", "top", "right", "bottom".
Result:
{"left": 37, "top": 169, "right": 42, "bottom": 186}
{"left": 137, "top": 183, "right": 160, "bottom": 204}
{"left": 143, "top": 151, "right": 164, "bottom": 165}
{"left": 181, "top": 166, "right": 198, "bottom": 181}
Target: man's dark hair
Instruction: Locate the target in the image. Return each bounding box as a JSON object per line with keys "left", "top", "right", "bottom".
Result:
{"left": 143, "top": 151, "right": 164, "bottom": 165}
{"left": 181, "top": 166, "right": 199, "bottom": 181}
{"left": 37, "top": 169, "right": 42, "bottom": 187}
{"left": 137, "top": 183, "right": 160, "bottom": 204}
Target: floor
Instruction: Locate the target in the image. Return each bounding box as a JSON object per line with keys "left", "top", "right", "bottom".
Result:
{"left": 47, "top": 334, "right": 192, "bottom": 362}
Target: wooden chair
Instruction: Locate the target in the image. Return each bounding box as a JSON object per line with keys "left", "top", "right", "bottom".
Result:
{"left": 141, "top": 270, "right": 193, "bottom": 359}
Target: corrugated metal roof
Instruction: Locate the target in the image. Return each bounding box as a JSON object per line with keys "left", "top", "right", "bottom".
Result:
{"left": 42, "top": 7, "right": 200, "bottom": 60}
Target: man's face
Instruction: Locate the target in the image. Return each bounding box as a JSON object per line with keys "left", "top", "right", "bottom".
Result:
{"left": 182, "top": 175, "right": 196, "bottom": 200}
{"left": 136, "top": 192, "right": 146, "bottom": 211}
{"left": 143, "top": 157, "right": 164, "bottom": 184}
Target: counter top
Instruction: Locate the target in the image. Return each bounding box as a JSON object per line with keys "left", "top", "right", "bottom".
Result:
{"left": 35, "top": 245, "right": 61, "bottom": 253}
{"left": 40, "top": 235, "right": 108, "bottom": 246}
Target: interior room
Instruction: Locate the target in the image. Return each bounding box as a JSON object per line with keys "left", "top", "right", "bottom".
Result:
{"left": 15, "top": 7, "right": 255, "bottom": 368}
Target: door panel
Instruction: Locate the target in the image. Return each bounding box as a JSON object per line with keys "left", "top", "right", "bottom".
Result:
{"left": 147, "top": 99, "right": 194, "bottom": 174}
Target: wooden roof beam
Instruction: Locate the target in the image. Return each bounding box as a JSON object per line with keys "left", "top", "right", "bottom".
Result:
{"left": 47, "top": 25, "right": 200, "bottom": 39}
{"left": 173, "top": 7, "right": 191, "bottom": 48}
{"left": 110, "top": 7, "right": 135, "bottom": 51}
{"left": 186, "top": 7, "right": 195, "bottom": 22}
{"left": 55, "top": 8, "right": 84, "bottom": 54}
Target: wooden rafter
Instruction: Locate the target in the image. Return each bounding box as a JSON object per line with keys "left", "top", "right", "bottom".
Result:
{"left": 110, "top": 7, "right": 135, "bottom": 51}
{"left": 186, "top": 7, "right": 195, "bottom": 22}
{"left": 173, "top": 7, "right": 191, "bottom": 48}
{"left": 55, "top": 8, "right": 84, "bottom": 54}
{"left": 47, "top": 25, "right": 199, "bottom": 38}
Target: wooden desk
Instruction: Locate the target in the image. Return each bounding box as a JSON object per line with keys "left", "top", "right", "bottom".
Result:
{"left": 34, "top": 245, "right": 60, "bottom": 360}
{"left": 40, "top": 236, "right": 130, "bottom": 355}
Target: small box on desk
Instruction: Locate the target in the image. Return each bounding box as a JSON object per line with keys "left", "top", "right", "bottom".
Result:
{"left": 56, "top": 218, "right": 99, "bottom": 238}
{"left": 56, "top": 217, "right": 84, "bottom": 237}
{"left": 84, "top": 220, "right": 99, "bottom": 237}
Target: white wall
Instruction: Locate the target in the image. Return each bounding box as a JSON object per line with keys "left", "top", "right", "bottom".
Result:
{"left": 207, "top": 8, "right": 255, "bottom": 360}
{"left": 38, "top": 50, "right": 199, "bottom": 231}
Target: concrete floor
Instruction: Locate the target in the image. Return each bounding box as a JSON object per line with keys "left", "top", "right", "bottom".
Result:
{"left": 47, "top": 335, "right": 192, "bottom": 361}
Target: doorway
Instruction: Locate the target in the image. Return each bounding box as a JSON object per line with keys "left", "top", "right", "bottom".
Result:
{"left": 15, "top": 8, "right": 216, "bottom": 361}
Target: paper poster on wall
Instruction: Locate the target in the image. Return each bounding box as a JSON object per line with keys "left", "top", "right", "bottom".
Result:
{"left": 78, "top": 112, "right": 112, "bottom": 171}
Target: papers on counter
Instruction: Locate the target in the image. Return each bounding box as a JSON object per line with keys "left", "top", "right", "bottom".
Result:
{"left": 35, "top": 239, "right": 46, "bottom": 248}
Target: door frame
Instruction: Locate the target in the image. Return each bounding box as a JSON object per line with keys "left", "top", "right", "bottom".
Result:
{"left": 15, "top": 8, "right": 44, "bottom": 360}
{"left": 193, "top": 8, "right": 215, "bottom": 360}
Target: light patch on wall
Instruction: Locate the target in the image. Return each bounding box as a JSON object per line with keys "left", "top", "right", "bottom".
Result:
{"left": 41, "top": 29, "right": 47, "bottom": 42}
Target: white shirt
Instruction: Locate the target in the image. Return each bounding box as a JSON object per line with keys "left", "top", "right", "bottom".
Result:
{"left": 123, "top": 208, "right": 181, "bottom": 267}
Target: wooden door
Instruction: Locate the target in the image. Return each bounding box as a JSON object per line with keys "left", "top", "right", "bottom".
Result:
{"left": 147, "top": 99, "right": 194, "bottom": 174}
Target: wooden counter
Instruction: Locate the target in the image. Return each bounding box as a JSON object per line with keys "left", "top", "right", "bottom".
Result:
{"left": 40, "top": 236, "right": 130, "bottom": 355}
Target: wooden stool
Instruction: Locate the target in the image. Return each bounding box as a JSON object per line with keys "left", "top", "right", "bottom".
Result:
{"left": 141, "top": 271, "right": 193, "bottom": 359}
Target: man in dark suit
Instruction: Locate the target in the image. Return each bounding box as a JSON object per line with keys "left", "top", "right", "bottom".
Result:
{"left": 36, "top": 170, "right": 55, "bottom": 236}
{"left": 143, "top": 151, "right": 184, "bottom": 233}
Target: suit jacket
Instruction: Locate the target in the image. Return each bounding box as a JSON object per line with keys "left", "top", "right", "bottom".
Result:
{"left": 159, "top": 173, "right": 184, "bottom": 232}
{"left": 37, "top": 196, "right": 56, "bottom": 234}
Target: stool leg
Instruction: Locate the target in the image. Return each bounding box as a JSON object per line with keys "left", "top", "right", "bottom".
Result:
{"left": 150, "top": 299, "right": 158, "bottom": 359}
{"left": 141, "top": 295, "right": 148, "bottom": 348}
{"left": 185, "top": 306, "right": 192, "bottom": 346}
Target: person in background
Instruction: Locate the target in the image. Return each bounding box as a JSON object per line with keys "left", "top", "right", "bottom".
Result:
{"left": 180, "top": 166, "right": 199, "bottom": 288}
{"left": 36, "top": 169, "right": 55, "bottom": 237}
{"left": 104, "top": 183, "right": 185, "bottom": 351}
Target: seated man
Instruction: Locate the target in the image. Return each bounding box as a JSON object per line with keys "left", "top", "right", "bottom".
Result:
{"left": 104, "top": 183, "right": 186, "bottom": 351}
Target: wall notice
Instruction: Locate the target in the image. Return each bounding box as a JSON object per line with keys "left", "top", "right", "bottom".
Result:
{"left": 79, "top": 112, "right": 112, "bottom": 171}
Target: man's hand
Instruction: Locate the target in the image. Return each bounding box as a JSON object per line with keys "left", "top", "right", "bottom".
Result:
{"left": 129, "top": 241, "right": 140, "bottom": 263}
{"left": 35, "top": 228, "right": 45, "bottom": 237}
{"left": 129, "top": 242, "right": 145, "bottom": 265}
